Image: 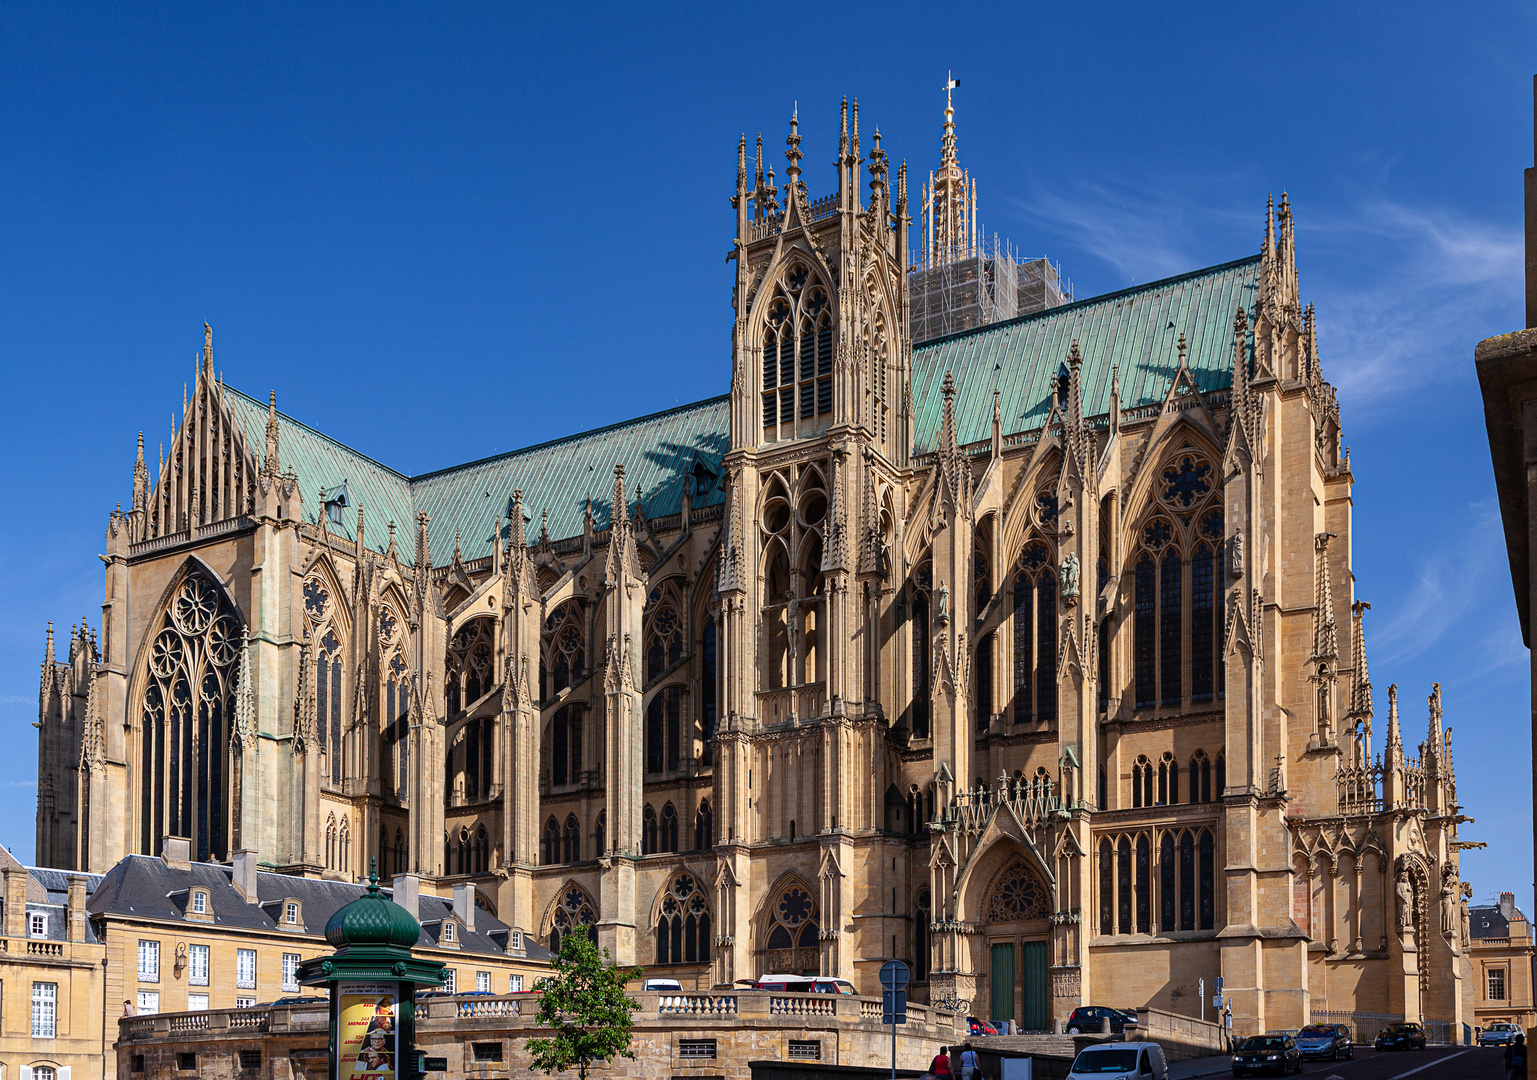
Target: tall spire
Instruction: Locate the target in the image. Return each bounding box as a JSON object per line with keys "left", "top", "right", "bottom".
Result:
{"left": 132, "top": 431, "right": 148, "bottom": 513}
{"left": 924, "top": 73, "right": 975, "bottom": 264}
{"left": 605, "top": 464, "right": 640, "bottom": 583}
{"left": 784, "top": 106, "right": 802, "bottom": 191}
{"left": 1384, "top": 683, "right": 1402, "bottom": 756}
{"left": 839, "top": 97, "right": 849, "bottom": 160}
{"left": 850, "top": 97, "right": 860, "bottom": 162}
{"left": 1426, "top": 683, "right": 1445, "bottom": 765}
{"left": 1311, "top": 532, "right": 1339, "bottom": 662}
{"left": 1348, "top": 600, "right": 1374, "bottom": 726}
{"left": 736, "top": 133, "right": 747, "bottom": 197}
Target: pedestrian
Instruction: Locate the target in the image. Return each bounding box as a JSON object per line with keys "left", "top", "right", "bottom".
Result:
{"left": 959, "top": 1042, "right": 981, "bottom": 1080}
{"left": 929, "top": 1045, "right": 952, "bottom": 1077}
{"left": 122, "top": 999, "right": 134, "bottom": 1017}
{"left": 1505, "top": 1032, "right": 1527, "bottom": 1080}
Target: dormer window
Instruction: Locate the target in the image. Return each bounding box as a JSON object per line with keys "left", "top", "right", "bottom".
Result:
{"left": 510, "top": 930, "right": 523, "bottom": 953}
{"left": 29, "top": 913, "right": 47, "bottom": 938}
{"left": 192, "top": 891, "right": 207, "bottom": 915}
{"left": 321, "top": 483, "right": 350, "bottom": 527}
{"left": 443, "top": 921, "right": 456, "bottom": 943}
{"left": 285, "top": 902, "right": 299, "bottom": 925}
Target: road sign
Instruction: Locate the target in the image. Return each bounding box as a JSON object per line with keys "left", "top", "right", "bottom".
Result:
{"left": 423, "top": 1057, "right": 448, "bottom": 1072}
{"left": 1213, "top": 995, "right": 1223, "bottom": 1009}
{"left": 1215, "top": 976, "right": 1224, "bottom": 992}
{"left": 882, "top": 989, "right": 907, "bottom": 1025}
{"left": 880, "top": 960, "right": 911, "bottom": 991}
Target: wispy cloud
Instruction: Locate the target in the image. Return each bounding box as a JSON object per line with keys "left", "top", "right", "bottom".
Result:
{"left": 1005, "top": 177, "right": 1523, "bottom": 415}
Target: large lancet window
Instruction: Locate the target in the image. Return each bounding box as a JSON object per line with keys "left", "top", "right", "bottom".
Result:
{"left": 139, "top": 569, "right": 242, "bottom": 861}
{"left": 761, "top": 264, "right": 833, "bottom": 441}
{"left": 654, "top": 872, "right": 712, "bottom": 965}
{"left": 540, "top": 601, "right": 586, "bottom": 700}
{"left": 701, "top": 617, "right": 718, "bottom": 766}
{"left": 446, "top": 620, "right": 494, "bottom": 801}
{"left": 547, "top": 885, "right": 597, "bottom": 952}
{"left": 646, "top": 687, "right": 682, "bottom": 776}
{"left": 384, "top": 654, "right": 410, "bottom": 801}
{"left": 303, "top": 579, "right": 345, "bottom": 785}
{"left": 910, "top": 559, "right": 932, "bottom": 738}
{"left": 1101, "top": 826, "right": 1218, "bottom": 935}
{"left": 763, "top": 882, "right": 820, "bottom": 975}
{"left": 550, "top": 705, "right": 584, "bottom": 788}
{"left": 1132, "top": 449, "right": 1224, "bottom": 712}
{"left": 1012, "top": 539, "right": 1058, "bottom": 724}
{"left": 694, "top": 799, "right": 713, "bottom": 851}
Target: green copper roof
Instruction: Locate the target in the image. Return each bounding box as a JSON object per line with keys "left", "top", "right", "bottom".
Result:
{"left": 324, "top": 873, "right": 421, "bottom": 951}
{"left": 218, "top": 256, "right": 1256, "bottom": 566}
{"left": 910, "top": 255, "right": 1260, "bottom": 453}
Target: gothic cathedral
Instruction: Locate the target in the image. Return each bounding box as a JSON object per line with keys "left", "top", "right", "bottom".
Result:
{"left": 35, "top": 95, "right": 1474, "bottom": 1036}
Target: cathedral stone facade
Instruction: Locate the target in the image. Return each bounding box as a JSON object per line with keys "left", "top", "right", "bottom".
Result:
{"left": 37, "top": 97, "right": 1474, "bottom": 1036}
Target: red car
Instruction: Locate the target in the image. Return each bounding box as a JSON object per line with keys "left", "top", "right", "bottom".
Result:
{"left": 967, "top": 1017, "right": 999, "bottom": 1035}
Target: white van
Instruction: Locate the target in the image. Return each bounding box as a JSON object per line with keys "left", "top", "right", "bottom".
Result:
{"left": 1067, "top": 1041, "right": 1168, "bottom": 1080}
{"left": 641, "top": 977, "right": 684, "bottom": 992}
{"left": 751, "top": 974, "right": 857, "bottom": 995}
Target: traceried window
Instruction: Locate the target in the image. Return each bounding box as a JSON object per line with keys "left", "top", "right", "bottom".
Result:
{"left": 1131, "top": 755, "right": 1153, "bottom": 808}
{"left": 693, "top": 799, "right": 713, "bottom": 851}
{"left": 541, "top": 601, "right": 586, "bottom": 699}
{"left": 642, "top": 803, "right": 679, "bottom": 855}
{"left": 303, "top": 578, "right": 346, "bottom": 785}
{"left": 654, "top": 872, "right": 712, "bottom": 965}
{"left": 550, "top": 704, "right": 584, "bottom": 788}
{"left": 548, "top": 885, "right": 598, "bottom": 952}
{"left": 985, "top": 861, "right": 1050, "bottom": 921}
{"left": 383, "top": 653, "right": 411, "bottom": 801}
{"left": 911, "top": 559, "right": 932, "bottom": 738}
{"left": 1132, "top": 449, "right": 1224, "bottom": 711}
{"left": 761, "top": 265, "right": 833, "bottom": 441}
{"left": 139, "top": 568, "right": 242, "bottom": 861}
{"left": 1188, "top": 750, "right": 1213, "bottom": 804}
{"left": 446, "top": 620, "right": 494, "bottom": 801}
{"left": 701, "top": 617, "right": 718, "bottom": 766}
{"left": 1157, "top": 827, "right": 1218, "bottom": 932}
{"left": 542, "top": 817, "right": 561, "bottom": 865}
{"left": 763, "top": 883, "right": 820, "bottom": 975}
{"left": 562, "top": 816, "right": 579, "bottom": 863}
{"left": 644, "top": 581, "right": 686, "bottom": 685}
{"left": 646, "top": 687, "right": 682, "bottom": 776}
{"left": 1158, "top": 752, "right": 1179, "bottom": 805}
{"left": 594, "top": 811, "right": 606, "bottom": 856}
{"left": 1013, "top": 539, "right": 1058, "bottom": 724}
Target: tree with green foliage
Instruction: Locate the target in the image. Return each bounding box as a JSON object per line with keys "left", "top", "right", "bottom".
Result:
{"left": 525, "top": 931, "right": 643, "bottom": 1080}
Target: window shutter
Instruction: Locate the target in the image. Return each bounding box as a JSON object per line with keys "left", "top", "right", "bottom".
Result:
{"left": 20, "top": 1066, "right": 32, "bottom": 1080}
{"left": 59, "top": 1069, "right": 71, "bottom": 1080}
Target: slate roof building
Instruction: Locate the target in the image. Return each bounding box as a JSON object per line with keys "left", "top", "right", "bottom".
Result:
{"left": 34, "top": 93, "right": 1471, "bottom": 1039}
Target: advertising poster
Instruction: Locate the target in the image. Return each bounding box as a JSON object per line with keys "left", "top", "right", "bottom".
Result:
{"left": 337, "top": 982, "right": 399, "bottom": 1080}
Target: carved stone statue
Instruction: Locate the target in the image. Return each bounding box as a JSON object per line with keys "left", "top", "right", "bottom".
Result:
{"left": 1229, "top": 531, "right": 1245, "bottom": 578}
{"left": 1061, "top": 552, "right": 1080, "bottom": 602}
{"left": 1440, "top": 866, "right": 1457, "bottom": 936}
{"left": 1460, "top": 893, "right": 1472, "bottom": 950}
{"left": 1395, "top": 871, "right": 1415, "bottom": 935}
{"left": 935, "top": 580, "right": 950, "bottom": 624}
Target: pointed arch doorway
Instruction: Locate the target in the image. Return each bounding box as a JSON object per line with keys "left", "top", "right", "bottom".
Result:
{"left": 982, "top": 860, "right": 1051, "bottom": 1031}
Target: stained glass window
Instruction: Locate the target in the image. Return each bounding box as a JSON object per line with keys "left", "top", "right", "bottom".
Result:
{"left": 986, "top": 861, "right": 1050, "bottom": 921}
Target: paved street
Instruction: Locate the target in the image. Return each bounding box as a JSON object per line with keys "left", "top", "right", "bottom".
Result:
{"left": 1171, "top": 1046, "right": 1508, "bottom": 1080}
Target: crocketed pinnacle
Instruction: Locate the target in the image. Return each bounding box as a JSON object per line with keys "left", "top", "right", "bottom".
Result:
{"left": 1311, "top": 533, "right": 1339, "bottom": 662}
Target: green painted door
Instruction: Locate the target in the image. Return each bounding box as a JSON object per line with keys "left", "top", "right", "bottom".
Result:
{"left": 1021, "top": 941, "right": 1048, "bottom": 1032}
{"left": 990, "top": 943, "right": 1015, "bottom": 1025}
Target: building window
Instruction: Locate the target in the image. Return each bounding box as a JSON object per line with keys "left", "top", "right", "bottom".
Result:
{"left": 1158, "top": 753, "right": 1179, "bottom": 805}
{"left": 136, "top": 990, "right": 159, "bottom": 1016}
{"left": 444, "top": 922, "right": 456, "bottom": 943}
{"left": 235, "top": 997, "right": 256, "bottom": 1008}
{"left": 541, "top": 600, "right": 587, "bottom": 700}
{"left": 509, "top": 974, "right": 523, "bottom": 993}
{"left": 286, "top": 902, "right": 299, "bottom": 925}
{"left": 542, "top": 817, "right": 561, "bottom": 865}
{"left": 1490, "top": 968, "right": 1507, "bottom": 1001}
{"left": 32, "top": 982, "right": 57, "bottom": 1037}
{"left": 188, "top": 993, "right": 209, "bottom": 1011}
{"left": 760, "top": 269, "right": 832, "bottom": 441}
{"left": 239, "top": 1050, "right": 261, "bottom": 1070}
{"left": 701, "top": 617, "right": 718, "bottom": 764}
{"left": 236, "top": 948, "right": 256, "bottom": 989}
{"left": 1188, "top": 750, "right": 1213, "bottom": 803}
{"left": 383, "top": 652, "right": 412, "bottom": 801}
{"left": 654, "top": 872, "right": 711, "bottom": 965}
{"left": 562, "top": 816, "right": 580, "bottom": 863}
{"left": 443, "top": 969, "right": 456, "bottom": 994}
{"left": 645, "top": 687, "right": 683, "bottom": 776}
{"left": 912, "top": 574, "right": 931, "bottom": 738}
{"left": 34, "top": 1067, "right": 56, "bottom": 1080}
{"left": 138, "top": 939, "right": 160, "bottom": 982}
{"left": 192, "top": 890, "right": 206, "bottom": 914}
{"left": 476, "top": 971, "right": 491, "bottom": 993}
{"left": 694, "top": 799, "right": 713, "bottom": 851}
{"left": 189, "top": 944, "right": 209, "bottom": 986}
{"left": 551, "top": 704, "right": 584, "bottom": 788}
{"left": 1131, "top": 756, "right": 1153, "bottom": 808}
{"left": 315, "top": 630, "right": 344, "bottom": 784}
{"left": 29, "top": 912, "right": 47, "bottom": 938}
{"left": 282, "top": 953, "right": 301, "bottom": 994}
{"left": 548, "top": 886, "right": 598, "bottom": 953}
{"left": 1012, "top": 540, "right": 1057, "bottom": 724}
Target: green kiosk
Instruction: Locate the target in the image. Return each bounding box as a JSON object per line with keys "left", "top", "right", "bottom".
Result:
{"left": 298, "top": 867, "right": 447, "bottom": 1080}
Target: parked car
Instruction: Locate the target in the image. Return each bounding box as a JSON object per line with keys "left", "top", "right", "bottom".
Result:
{"left": 1294, "top": 1023, "right": 1353, "bottom": 1060}
{"left": 1374, "top": 1022, "right": 1427, "bottom": 1051}
{"left": 967, "top": 1017, "right": 999, "bottom": 1035}
{"left": 255, "top": 996, "right": 326, "bottom": 1007}
{"left": 1479, "top": 1022, "right": 1521, "bottom": 1046}
{"left": 750, "top": 974, "right": 857, "bottom": 995}
{"left": 1065, "top": 1005, "right": 1138, "bottom": 1034}
{"left": 1231, "top": 1034, "right": 1301, "bottom": 1076}
{"left": 1067, "top": 1041, "right": 1168, "bottom": 1080}
{"left": 642, "top": 978, "right": 684, "bottom": 992}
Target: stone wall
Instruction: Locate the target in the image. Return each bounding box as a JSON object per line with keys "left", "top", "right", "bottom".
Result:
{"left": 115, "top": 991, "right": 958, "bottom": 1079}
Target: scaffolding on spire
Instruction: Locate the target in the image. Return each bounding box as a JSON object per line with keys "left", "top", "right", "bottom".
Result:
{"left": 908, "top": 77, "right": 1071, "bottom": 343}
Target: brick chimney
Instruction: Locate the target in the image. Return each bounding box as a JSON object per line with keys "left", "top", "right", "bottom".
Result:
{"left": 1501, "top": 891, "right": 1516, "bottom": 920}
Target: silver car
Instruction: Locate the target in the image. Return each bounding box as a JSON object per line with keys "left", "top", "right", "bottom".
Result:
{"left": 1067, "top": 1041, "right": 1168, "bottom": 1080}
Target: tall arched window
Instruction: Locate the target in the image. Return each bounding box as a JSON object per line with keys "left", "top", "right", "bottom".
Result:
{"left": 1159, "top": 833, "right": 1176, "bottom": 930}
{"left": 1116, "top": 836, "right": 1133, "bottom": 933}
{"left": 594, "top": 810, "right": 606, "bottom": 856}
{"left": 660, "top": 803, "right": 679, "bottom": 853}
{"left": 138, "top": 568, "right": 242, "bottom": 861}
{"left": 542, "top": 817, "right": 560, "bottom": 865}
{"left": 562, "top": 815, "right": 580, "bottom": 863}
{"left": 1013, "top": 540, "right": 1057, "bottom": 724}
{"left": 541, "top": 601, "right": 586, "bottom": 700}
{"left": 915, "top": 888, "right": 932, "bottom": 980}
{"left": 1215, "top": 753, "right": 1226, "bottom": 799}
{"left": 1189, "top": 750, "right": 1212, "bottom": 803}
{"left": 761, "top": 268, "right": 832, "bottom": 441}
{"left": 911, "top": 559, "right": 931, "bottom": 738}
{"left": 446, "top": 621, "right": 493, "bottom": 800}
{"left": 1179, "top": 830, "right": 1196, "bottom": 930}
{"left": 644, "top": 581, "right": 686, "bottom": 685}
{"left": 642, "top": 805, "right": 657, "bottom": 856}
{"left": 654, "top": 872, "right": 712, "bottom": 965}
{"left": 763, "top": 882, "right": 820, "bottom": 975}
{"left": 701, "top": 616, "right": 718, "bottom": 765}
{"left": 646, "top": 687, "right": 681, "bottom": 775}
{"left": 694, "top": 800, "right": 712, "bottom": 851}
{"left": 1132, "top": 755, "right": 1153, "bottom": 808}
{"left": 1135, "top": 835, "right": 1152, "bottom": 933}
{"left": 303, "top": 577, "right": 346, "bottom": 785}
{"left": 1132, "top": 449, "right": 1224, "bottom": 713}
{"left": 975, "top": 632, "right": 994, "bottom": 730}
{"left": 338, "top": 819, "right": 350, "bottom": 875}
{"left": 394, "top": 828, "right": 405, "bottom": 876}
{"left": 551, "top": 705, "right": 583, "bottom": 788}
{"left": 1199, "top": 829, "right": 1216, "bottom": 930}
{"left": 547, "top": 885, "right": 597, "bottom": 952}
{"left": 1158, "top": 752, "right": 1179, "bottom": 805}
{"left": 325, "top": 814, "right": 337, "bottom": 870}
{"left": 384, "top": 654, "right": 410, "bottom": 801}
{"left": 1098, "top": 839, "right": 1113, "bottom": 935}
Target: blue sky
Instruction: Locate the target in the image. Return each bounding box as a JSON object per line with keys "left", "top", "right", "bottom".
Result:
{"left": 0, "top": 3, "right": 1531, "bottom": 905}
